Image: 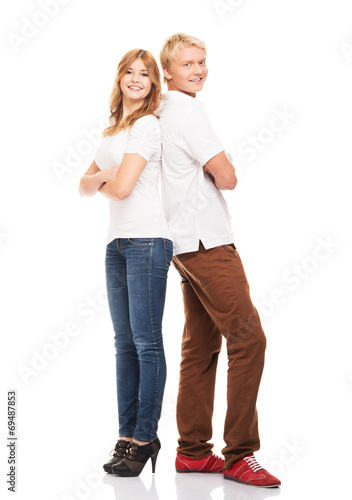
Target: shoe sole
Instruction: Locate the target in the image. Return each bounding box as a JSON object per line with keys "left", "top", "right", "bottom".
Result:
{"left": 112, "top": 471, "right": 140, "bottom": 477}
{"left": 176, "top": 469, "right": 223, "bottom": 473}
{"left": 223, "top": 475, "right": 281, "bottom": 488}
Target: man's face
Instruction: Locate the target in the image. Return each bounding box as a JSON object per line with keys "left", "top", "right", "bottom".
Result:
{"left": 163, "top": 46, "right": 208, "bottom": 97}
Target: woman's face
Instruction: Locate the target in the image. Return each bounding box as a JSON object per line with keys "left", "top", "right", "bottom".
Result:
{"left": 120, "top": 58, "right": 152, "bottom": 104}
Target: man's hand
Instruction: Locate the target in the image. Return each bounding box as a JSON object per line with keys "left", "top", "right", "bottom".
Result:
{"left": 204, "top": 151, "right": 237, "bottom": 190}
{"left": 203, "top": 165, "right": 216, "bottom": 186}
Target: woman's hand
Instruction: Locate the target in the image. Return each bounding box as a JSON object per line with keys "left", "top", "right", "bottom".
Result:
{"left": 98, "top": 153, "right": 147, "bottom": 200}
{"left": 98, "top": 166, "right": 120, "bottom": 183}
{"left": 79, "top": 161, "right": 120, "bottom": 197}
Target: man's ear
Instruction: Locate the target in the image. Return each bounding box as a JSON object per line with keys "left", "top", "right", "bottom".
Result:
{"left": 163, "top": 67, "right": 172, "bottom": 80}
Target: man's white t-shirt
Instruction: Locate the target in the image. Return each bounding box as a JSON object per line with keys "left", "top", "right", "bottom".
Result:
{"left": 158, "top": 91, "right": 234, "bottom": 256}
{"left": 95, "top": 114, "right": 171, "bottom": 244}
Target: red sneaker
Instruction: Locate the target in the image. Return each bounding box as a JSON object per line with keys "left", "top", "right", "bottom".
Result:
{"left": 176, "top": 452, "right": 224, "bottom": 473}
{"left": 223, "top": 454, "right": 281, "bottom": 488}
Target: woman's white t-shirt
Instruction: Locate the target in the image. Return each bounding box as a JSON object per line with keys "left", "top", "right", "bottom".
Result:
{"left": 95, "top": 115, "right": 171, "bottom": 244}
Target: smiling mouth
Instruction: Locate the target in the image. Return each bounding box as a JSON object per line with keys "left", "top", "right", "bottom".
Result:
{"left": 128, "top": 86, "right": 143, "bottom": 91}
{"left": 189, "top": 77, "right": 203, "bottom": 83}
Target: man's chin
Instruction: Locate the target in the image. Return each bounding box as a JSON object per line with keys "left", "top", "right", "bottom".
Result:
{"left": 183, "top": 84, "right": 205, "bottom": 94}
{"left": 189, "top": 82, "right": 205, "bottom": 92}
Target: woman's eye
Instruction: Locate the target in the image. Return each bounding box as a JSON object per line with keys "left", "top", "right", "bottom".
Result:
{"left": 141, "top": 73, "right": 149, "bottom": 77}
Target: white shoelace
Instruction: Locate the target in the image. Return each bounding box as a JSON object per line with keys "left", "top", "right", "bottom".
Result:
{"left": 243, "top": 455, "right": 263, "bottom": 473}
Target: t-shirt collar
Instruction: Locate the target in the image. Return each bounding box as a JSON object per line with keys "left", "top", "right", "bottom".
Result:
{"left": 162, "top": 90, "right": 204, "bottom": 108}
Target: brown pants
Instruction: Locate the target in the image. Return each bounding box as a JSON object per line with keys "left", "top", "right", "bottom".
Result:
{"left": 172, "top": 242, "right": 266, "bottom": 469}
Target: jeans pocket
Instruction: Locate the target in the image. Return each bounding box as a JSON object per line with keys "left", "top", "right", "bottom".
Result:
{"left": 127, "top": 238, "right": 152, "bottom": 246}
{"left": 163, "top": 239, "right": 173, "bottom": 268}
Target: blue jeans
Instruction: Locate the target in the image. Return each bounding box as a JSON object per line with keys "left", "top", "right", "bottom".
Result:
{"left": 105, "top": 237, "right": 173, "bottom": 442}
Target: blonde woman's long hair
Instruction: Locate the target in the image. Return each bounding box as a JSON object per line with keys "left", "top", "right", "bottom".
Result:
{"left": 102, "top": 49, "right": 162, "bottom": 138}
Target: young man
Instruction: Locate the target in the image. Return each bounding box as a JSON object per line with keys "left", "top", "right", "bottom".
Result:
{"left": 158, "top": 33, "right": 281, "bottom": 488}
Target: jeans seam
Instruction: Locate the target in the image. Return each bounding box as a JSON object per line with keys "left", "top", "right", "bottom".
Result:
{"left": 148, "top": 245, "right": 159, "bottom": 439}
{"left": 148, "top": 240, "right": 153, "bottom": 273}
{"left": 127, "top": 238, "right": 151, "bottom": 246}
{"left": 163, "top": 240, "right": 173, "bottom": 268}
{"left": 163, "top": 240, "right": 167, "bottom": 268}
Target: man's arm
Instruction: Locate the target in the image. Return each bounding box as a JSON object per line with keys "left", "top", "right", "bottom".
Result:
{"left": 204, "top": 151, "right": 237, "bottom": 190}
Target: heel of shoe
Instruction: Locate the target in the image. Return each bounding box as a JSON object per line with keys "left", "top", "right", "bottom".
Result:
{"left": 151, "top": 450, "right": 159, "bottom": 473}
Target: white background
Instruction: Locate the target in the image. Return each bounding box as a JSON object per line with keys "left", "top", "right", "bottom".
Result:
{"left": 1, "top": 1, "right": 352, "bottom": 499}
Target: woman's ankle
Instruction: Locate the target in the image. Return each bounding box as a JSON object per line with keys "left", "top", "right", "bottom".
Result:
{"left": 132, "top": 439, "right": 150, "bottom": 446}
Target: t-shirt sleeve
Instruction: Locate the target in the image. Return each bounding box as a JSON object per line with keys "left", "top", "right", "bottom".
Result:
{"left": 181, "top": 107, "right": 224, "bottom": 166}
{"left": 125, "top": 115, "right": 161, "bottom": 162}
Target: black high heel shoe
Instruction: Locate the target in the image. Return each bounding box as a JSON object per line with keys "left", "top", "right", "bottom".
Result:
{"left": 111, "top": 438, "right": 160, "bottom": 477}
{"left": 103, "top": 439, "right": 130, "bottom": 474}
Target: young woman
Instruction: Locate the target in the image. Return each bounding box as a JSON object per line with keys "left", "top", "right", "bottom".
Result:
{"left": 79, "top": 49, "right": 173, "bottom": 477}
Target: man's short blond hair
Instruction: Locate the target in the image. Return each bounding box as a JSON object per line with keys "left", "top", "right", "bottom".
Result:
{"left": 160, "top": 33, "right": 207, "bottom": 83}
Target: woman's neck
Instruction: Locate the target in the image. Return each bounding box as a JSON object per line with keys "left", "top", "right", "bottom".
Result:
{"left": 121, "top": 98, "right": 143, "bottom": 121}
